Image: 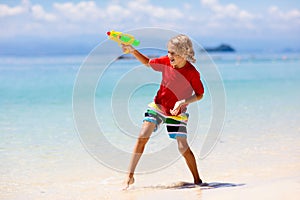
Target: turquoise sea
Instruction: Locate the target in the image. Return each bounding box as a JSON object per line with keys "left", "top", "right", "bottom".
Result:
{"left": 1, "top": 52, "right": 300, "bottom": 198}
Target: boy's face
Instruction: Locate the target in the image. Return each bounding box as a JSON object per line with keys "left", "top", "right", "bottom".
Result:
{"left": 167, "top": 48, "right": 186, "bottom": 68}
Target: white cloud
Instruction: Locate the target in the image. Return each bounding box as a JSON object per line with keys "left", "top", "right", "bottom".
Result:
{"left": 268, "top": 6, "right": 300, "bottom": 22}
{"left": 200, "top": 0, "right": 300, "bottom": 37}
{"left": 31, "top": 5, "right": 56, "bottom": 21}
{"left": 265, "top": 6, "right": 300, "bottom": 34}
{"left": 128, "top": 0, "right": 183, "bottom": 20}
{"left": 105, "top": 4, "right": 131, "bottom": 22}
{"left": 53, "top": 1, "right": 104, "bottom": 21}
{"left": 201, "top": 0, "right": 217, "bottom": 8}
{"left": 201, "top": 0, "right": 256, "bottom": 24}
{"left": 197, "top": 0, "right": 261, "bottom": 38}
{"left": 0, "top": 5, "right": 23, "bottom": 17}
{"left": 0, "top": 0, "right": 29, "bottom": 17}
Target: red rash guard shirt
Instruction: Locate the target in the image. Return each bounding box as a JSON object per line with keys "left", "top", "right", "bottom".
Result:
{"left": 149, "top": 55, "right": 204, "bottom": 115}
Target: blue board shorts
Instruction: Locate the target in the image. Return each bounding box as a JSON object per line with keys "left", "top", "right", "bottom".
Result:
{"left": 143, "top": 102, "right": 189, "bottom": 139}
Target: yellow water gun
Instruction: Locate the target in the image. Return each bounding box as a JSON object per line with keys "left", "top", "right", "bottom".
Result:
{"left": 107, "top": 30, "right": 140, "bottom": 53}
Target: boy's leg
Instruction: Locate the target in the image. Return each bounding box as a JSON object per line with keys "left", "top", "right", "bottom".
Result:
{"left": 124, "top": 121, "right": 156, "bottom": 189}
{"left": 176, "top": 137, "right": 202, "bottom": 184}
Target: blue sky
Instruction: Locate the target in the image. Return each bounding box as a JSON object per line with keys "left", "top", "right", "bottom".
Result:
{"left": 1, "top": 0, "right": 300, "bottom": 55}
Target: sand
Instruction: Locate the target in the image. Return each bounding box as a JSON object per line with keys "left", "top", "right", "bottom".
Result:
{"left": 1, "top": 129, "right": 299, "bottom": 200}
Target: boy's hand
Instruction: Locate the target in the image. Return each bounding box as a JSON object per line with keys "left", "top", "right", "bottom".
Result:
{"left": 121, "top": 44, "right": 135, "bottom": 54}
{"left": 170, "top": 100, "right": 185, "bottom": 116}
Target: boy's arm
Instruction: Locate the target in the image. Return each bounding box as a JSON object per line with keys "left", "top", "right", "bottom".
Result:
{"left": 183, "top": 93, "right": 203, "bottom": 104}
{"left": 122, "top": 44, "right": 150, "bottom": 67}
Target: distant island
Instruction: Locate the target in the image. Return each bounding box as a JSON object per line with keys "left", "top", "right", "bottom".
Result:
{"left": 203, "top": 44, "right": 235, "bottom": 52}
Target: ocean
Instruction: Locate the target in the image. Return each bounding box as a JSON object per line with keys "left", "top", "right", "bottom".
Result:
{"left": 1, "top": 52, "right": 300, "bottom": 199}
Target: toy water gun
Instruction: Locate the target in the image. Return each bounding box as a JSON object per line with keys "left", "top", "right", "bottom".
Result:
{"left": 107, "top": 30, "right": 140, "bottom": 51}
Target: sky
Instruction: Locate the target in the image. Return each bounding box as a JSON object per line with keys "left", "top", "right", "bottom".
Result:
{"left": 0, "top": 0, "right": 300, "bottom": 55}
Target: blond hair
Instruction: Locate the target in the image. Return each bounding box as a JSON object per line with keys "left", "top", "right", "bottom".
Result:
{"left": 167, "top": 34, "right": 196, "bottom": 63}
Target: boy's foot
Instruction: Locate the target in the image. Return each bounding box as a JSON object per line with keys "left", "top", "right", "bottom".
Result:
{"left": 194, "top": 179, "right": 202, "bottom": 185}
{"left": 123, "top": 176, "right": 135, "bottom": 190}
{"left": 195, "top": 179, "right": 209, "bottom": 186}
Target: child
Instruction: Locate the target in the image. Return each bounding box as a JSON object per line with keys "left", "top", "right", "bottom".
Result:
{"left": 122, "top": 34, "right": 204, "bottom": 189}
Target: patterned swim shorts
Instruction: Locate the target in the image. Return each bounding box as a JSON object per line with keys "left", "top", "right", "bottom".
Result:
{"left": 143, "top": 102, "right": 189, "bottom": 139}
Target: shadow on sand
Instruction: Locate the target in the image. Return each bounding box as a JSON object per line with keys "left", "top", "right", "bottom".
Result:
{"left": 142, "top": 181, "right": 245, "bottom": 190}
